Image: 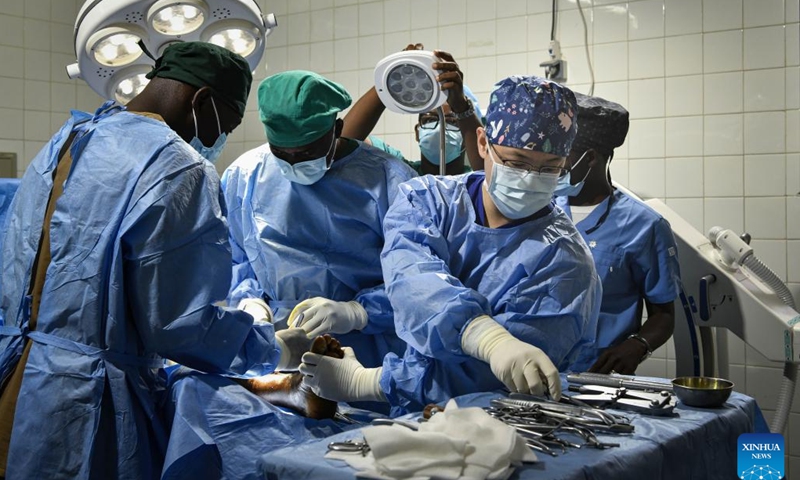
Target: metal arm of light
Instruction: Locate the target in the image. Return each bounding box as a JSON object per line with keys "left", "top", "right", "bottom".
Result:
{"left": 68, "top": 0, "right": 276, "bottom": 104}
{"left": 645, "top": 197, "right": 800, "bottom": 365}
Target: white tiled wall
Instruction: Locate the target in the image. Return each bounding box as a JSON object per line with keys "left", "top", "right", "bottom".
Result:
{"left": 0, "top": 0, "right": 100, "bottom": 177}
{"left": 1, "top": 0, "right": 799, "bottom": 472}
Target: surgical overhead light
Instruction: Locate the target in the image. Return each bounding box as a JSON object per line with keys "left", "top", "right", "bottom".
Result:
{"left": 111, "top": 66, "right": 152, "bottom": 104}
{"left": 148, "top": 0, "right": 207, "bottom": 36}
{"left": 68, "top": 0, "right": 278, "bottom": 105}
{"left": 374, "top": 50, "right": 446, "bottom": 115}
{"left": 202, "top": 20, "right": 260, "bottom": 58}
{"left": 88, "top": 26, "right": 144, "bottom": 67}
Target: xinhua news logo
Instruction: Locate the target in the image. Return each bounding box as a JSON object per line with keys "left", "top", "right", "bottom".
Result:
{"left": 737, "top": 433, "right": 784, "bottom": 480}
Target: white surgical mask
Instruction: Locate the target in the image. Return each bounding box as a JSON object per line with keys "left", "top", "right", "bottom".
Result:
{"left": 418, "top": 128, "right": 463, "bottom": 165}
{"left": 274, "top": 133, "right": 336, "bottom": 185}
{"left": 485, "top": 146, "right": 559, "bottom": 219}
{"left": 189, "top": 97, "right": 227, "bottom": 164}
{"left": 554, "top": 151, "right": 590, "bottom": 197}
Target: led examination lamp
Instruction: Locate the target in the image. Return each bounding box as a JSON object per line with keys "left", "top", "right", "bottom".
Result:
{"left": 374, "top": 50, "right": 449, "bottom": 175}
{"left": 68, "top": 0, "right": 277, "bottom": 104}
{"left": 374, "top": 51, "right": 447, "bottom": 115}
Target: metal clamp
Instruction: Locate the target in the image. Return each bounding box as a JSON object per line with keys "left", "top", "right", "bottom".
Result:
{"left": 327, "top": 439, "right": 371, "bottom": 456}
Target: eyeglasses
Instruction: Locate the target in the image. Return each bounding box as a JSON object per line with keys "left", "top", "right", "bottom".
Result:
{"left": 489, "top": 144, "right": 568, "bottom": 176}
{"left": 418, "top": 117, "right": 460, "bottom": 132}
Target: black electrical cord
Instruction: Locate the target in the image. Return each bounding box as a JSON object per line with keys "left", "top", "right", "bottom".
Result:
{"left": 138, "top": 39, "right": 156, "bottom": 61}
{"left": 550, "top": 0, "right": 557, "bottom": 41}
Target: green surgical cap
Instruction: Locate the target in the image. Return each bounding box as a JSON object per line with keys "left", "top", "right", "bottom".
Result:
{"left": 258, "top": 70, "right": 352, "bottom": 148}
{"left": 146, "top": 41, "right": 252, "bottom": 118}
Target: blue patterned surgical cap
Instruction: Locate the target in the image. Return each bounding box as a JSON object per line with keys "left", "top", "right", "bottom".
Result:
{"left": 484, "top": 75, "right": 578, "bottom": 156}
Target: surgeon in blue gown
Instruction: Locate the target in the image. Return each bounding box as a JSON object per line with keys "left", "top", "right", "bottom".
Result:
{"left": 223, "top": 71, "right": 416, "bottom": 373}
{"left": 301, "top": 76, "right": 602, "bottom": 416}
{"left": 0, "top": 43, "right": 312, "bottom": 479}
{"left": 554, "top": 94, "right": 681, "bottom": 374}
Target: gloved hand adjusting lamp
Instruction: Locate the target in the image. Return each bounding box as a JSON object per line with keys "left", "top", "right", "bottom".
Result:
{"left": 374, "top": 51, "right": 449, "bottom": 175}
{"left": 67, "top": 0, "right": 277, "bottom": 104}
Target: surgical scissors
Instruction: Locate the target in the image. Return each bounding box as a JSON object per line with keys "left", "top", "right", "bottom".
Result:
{"left": 567, "top": 385, "right": 677, "bottom": 416}
{"left": 486, "top": 404, "right": 624, "bottom": 452}
{"left": 493, "top": 396, "right": 633, "bottom": 431}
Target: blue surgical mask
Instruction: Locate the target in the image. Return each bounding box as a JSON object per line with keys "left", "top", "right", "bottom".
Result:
{"left": 485, "top": 147, "right": 559, "bottom": 219}
{"left": 190, "top": 97, "right": 227, "bottom": 164}
{"left": 418, "top": 128, "right": 463, "bottom": 165}
{"left": 273, "top": 134, "right": 336, "bottom": 185}
{"left": 554, "top": 151, "right": 590, "bottom": 197}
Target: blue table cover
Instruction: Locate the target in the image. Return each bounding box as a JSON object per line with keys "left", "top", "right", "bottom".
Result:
{"left": 161, "top": 368, "right": 380, "bottom": 480}
{"left": 258, "top": 390, "right": 764, "bottom": 480}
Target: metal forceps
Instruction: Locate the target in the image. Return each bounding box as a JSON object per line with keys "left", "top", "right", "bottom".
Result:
{"left": 496, "top": 396, "right": 634, "bottom": 431}
{"left": 327, "top": 439, "right": 371, "bottom": 456}
{"left": 485, "top": 407, "right": 562, "bottom": 456}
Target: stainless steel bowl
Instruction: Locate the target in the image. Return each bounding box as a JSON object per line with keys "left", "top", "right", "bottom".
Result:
{"left": 671, "top": 377, "right": 734, "bottom": 408}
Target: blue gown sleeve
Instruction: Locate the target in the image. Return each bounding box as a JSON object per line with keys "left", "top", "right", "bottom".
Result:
{"left": 492, "top": 240, "right": 603, "bottom": 370}
{"left": 634, "top": 217, "right": 682, "bottom": 305}
{"left": 221, "top": 165, "right": 266, "bottom": 307}
{"left": 381, "top": 180, "right": 491, "bottom": 362}
{"left": 353, "top": 153, "right": 417, "bottom": 335}
{"left": 354, "top": 284, "right": 395, "bottom": 334}
{"left": 124, "top": 161, "right": 280, "bottom": 377}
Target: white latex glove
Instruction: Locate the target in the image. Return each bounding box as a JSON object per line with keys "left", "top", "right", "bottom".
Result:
{"left": 237, "top": 297, "right": 274, "bottom": 324}
{"left": 461, "top": 315, "right": 561, "bottom": 400}
{"left": 274, "top": 328, "right": 313, "bottom": 371}
{"left": 287, "top": 297, "right": 368, "bottom": 337}
{"left": 299, "top": 346, "right": 387, "bottom": 403}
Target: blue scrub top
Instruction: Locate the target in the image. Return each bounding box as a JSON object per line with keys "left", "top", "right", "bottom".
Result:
{"left": 556, "top": 190, "right": 681, "bottom": 371}
{"left": 368, "top": 135, "right": 472, "bottom": 176}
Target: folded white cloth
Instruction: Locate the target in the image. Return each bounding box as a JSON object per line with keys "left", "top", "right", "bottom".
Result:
{"left": 325, "top": 399, "right": 537, "bottom": 480}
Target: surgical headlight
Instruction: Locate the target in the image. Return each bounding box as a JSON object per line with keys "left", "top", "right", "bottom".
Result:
{"left": 374, "top": 50, "right": 447, "bottom": 115}
{"left": 68, "top": 0, "right": 278, "bottom": 105}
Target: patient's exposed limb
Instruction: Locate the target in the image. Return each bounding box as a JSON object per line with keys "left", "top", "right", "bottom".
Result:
{"left": 234, "top": 335, "right": 345, "bottom": 419}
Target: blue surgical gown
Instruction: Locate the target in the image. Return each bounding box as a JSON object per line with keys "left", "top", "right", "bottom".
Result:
{"left": 556, "top": 190, "right": 681, "bottom": 372}
{"left": 0, "top": 105, "right": 281, "bottom": 479}
{"left": 379, "top": 172, "right": 602, "bottom": 415}
{"left": 0, "top": 178, "right": 20, "bottom": 299}
{"left": 222, "top": 142, "right": 417, "bottom": 368}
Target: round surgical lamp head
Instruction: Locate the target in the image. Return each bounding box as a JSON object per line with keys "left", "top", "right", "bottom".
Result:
{"left": 109, "top": 65, "right": 153, "bottom": 104}
{"left": 147, "top": 0, "right": 207, "bottom": 36}
{"left": 374, "top": 50, "right": 447, "bottom": 115}
{"left": 68, "top": 0, "right": 276, "bottom": 104}
{"left": 201, "top": 19, "right": 261, "bottom": 58}
{"left": 87, "top": 25, "right": 146, "bottom": 67}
